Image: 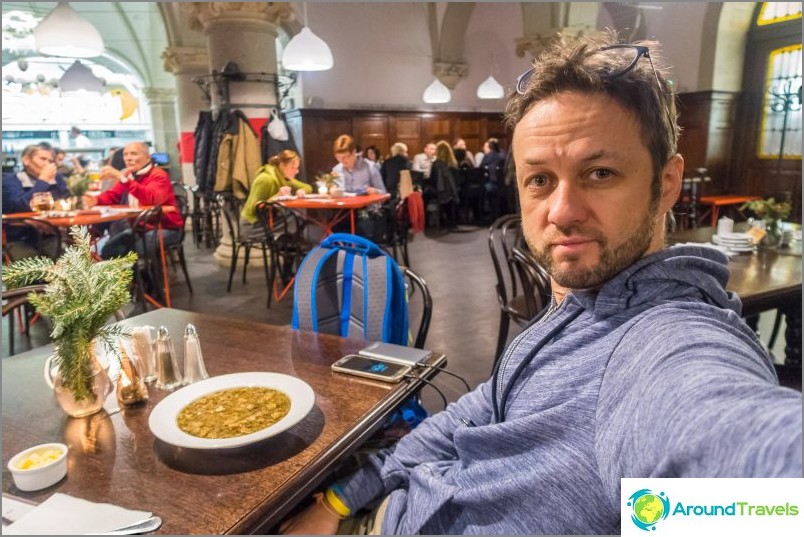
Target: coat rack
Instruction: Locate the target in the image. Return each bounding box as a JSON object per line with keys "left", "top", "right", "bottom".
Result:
{"left": 193, "top": 61, "right": 297, "bottom": 111}
{"left": 768, "top": 80, "right": 802, "bottom": 177}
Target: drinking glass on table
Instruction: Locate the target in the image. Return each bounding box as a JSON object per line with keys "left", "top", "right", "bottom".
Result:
{"left": 29, "top": 192, "right": 55, "bottom": 212}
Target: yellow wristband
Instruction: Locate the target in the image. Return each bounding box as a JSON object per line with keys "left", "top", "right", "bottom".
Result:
{"left": 325, "top": 487, "right": 351, "bottom": 518}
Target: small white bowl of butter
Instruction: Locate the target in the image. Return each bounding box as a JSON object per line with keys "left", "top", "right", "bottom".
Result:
{"left": 8, "top": 443, "right": 68, "bottom": 491}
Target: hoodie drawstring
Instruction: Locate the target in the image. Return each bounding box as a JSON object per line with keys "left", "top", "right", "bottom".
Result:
{"left": 492, "top": 308, "right": 584, "bottom": 423}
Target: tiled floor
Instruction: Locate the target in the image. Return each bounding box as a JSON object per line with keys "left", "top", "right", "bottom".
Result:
{"left": 3, "top": 225, "right": 794, "bottom": 412}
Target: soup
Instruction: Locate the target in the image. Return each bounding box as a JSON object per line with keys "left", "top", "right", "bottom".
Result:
{"left": 177, "top": 387, "right": 291, "bottom": 439}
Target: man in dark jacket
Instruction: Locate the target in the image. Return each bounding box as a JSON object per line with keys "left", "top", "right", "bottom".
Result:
{"left": 380, "top": 142, "right": 410, "bottom": 199}
{"left": 2, "top": 144, "right": 70, "bottom": 260}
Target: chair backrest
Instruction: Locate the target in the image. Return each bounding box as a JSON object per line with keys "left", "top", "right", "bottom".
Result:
{"left": 401, "top": 266, "right": 432, "bottom": 349}
{"left": 510, "top": 246, "right": 552, "bottom": 318}
{"left": 216, "top": 192, "right": 243, "bottom": 242}
{"left": 292, "top": 233, "right": 410, "bottom": 346}
{"left": 488, "top": 214, "right": 522, "bottom": 308}
{"left": 2, "top": 284, "right": 47, "bottom": 318}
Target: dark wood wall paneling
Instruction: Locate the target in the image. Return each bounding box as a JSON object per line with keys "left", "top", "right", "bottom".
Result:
{"left": 284, "top": 109, "right": 509, "bottom": 179}
{"left": 676, "top": 91, "right": 740, "bottom": 195}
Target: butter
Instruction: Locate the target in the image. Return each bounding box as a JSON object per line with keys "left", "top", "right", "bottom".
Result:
{"left": 16, "top": 448, "right": 63, "bottom": 470}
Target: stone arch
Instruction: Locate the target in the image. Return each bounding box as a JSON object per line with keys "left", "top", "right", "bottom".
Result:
{"left": 698, "top": 2, "right": 758, "bottom": 91}
{"left": 429, "top": 2, "right": 475, "bottom": 89}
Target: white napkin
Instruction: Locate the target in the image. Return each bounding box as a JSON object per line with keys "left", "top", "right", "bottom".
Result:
{"left": 4, "top": 493, "right": 152, "bottom": 535}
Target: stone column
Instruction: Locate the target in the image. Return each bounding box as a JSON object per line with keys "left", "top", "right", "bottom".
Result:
{"left": 162, "top": 46, "right": 209, "bottom": 187}
{"left": 182, "top": 2, "right": 294, "bottom": 268}
{"left": 143, "top": 87, "right": 180, "bottom": 183}
{"left": 515, "top": 2, "right": 602, "bottom": 59}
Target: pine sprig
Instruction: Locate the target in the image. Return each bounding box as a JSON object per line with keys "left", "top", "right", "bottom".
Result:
{"left": 4, "top": 226, "right": 138, "bottom": 401}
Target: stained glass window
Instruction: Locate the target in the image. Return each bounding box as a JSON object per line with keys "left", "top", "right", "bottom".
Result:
{"left": 758, "top": 44, "right": 802, "bottom": 159}
{"left": 757, "top": 2, "right": 802, "bottom": 25}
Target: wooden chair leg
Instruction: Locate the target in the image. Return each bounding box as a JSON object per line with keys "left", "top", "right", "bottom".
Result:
{"left": 493, "top": 313, "right": 510, "bottom": 373}
{"left": 227, "top": 244, "right": 240, "bottom": 292}
{"left": 242, "top": 244, "right": 251, "bottom": 284}
{"left": 261, "top": 245, "right": 272, "bottom": 308}
{"left": 178, "top": 247, "right": 193, "bottom": 294}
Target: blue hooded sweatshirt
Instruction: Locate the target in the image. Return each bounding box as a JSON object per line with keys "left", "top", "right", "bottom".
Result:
{"left": 337, "top": 245, "right": 803, "bottom": 534}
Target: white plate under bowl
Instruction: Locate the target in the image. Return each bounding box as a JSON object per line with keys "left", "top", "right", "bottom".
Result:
{"left": 148, "top": 372, "right": 315, "bottom": 449}
{"left": 727, "top": 245, "right": 756, "bottom": 253}
{"left": 712, "top": 234, "right": 752, "bottom": 246}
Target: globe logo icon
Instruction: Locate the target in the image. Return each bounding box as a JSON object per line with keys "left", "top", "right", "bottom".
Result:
{"left": 627, "top": 489, "right": 670, "bottom": 531}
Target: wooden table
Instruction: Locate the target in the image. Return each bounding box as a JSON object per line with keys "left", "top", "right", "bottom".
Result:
{"left": 2, "top": 206, "right": 146, "bottom": 227}
{"left": 669, "top": 227, "right": 801, "bottom": 366}
{"left": 1, "top": 308, "right": 445, "bottom": 534}
{"left": 3, "top": 206, "right": 177, "bottom": 308}
{"left": 275, "top": 193, "right": 390, "bottom": 236}
{"left": 697, "top": 194, "right": 760, "bottom": 227}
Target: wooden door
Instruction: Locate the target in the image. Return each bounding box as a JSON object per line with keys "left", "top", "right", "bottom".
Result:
{"left": 353, "top": 116, "right": 390, "bottom": 158}
{"left": 390, "top": 116, "right": 422, "bottom": 156}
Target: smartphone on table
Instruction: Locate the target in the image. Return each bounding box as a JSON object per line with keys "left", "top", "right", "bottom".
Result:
{"left": 331, "top": 355, "right": 411, "bottom": 383}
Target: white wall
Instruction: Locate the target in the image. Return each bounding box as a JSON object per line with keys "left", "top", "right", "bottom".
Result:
{"left": 297, "top": 2, "right": 531, "bottom": 111}
{"left": 642, "top": 2, "right": 710, "bottom": 93}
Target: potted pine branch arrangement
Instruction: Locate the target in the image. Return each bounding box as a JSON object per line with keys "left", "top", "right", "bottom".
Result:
{"left": 3, "top": 227, "right": 137, "bottom": 417}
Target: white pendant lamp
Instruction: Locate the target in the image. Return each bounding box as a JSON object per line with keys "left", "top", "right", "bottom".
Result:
{"left": 34, "top": 2, "right": 104, "bottom": 58}
{"left": 59, "top": 60, "right": 104, "bottom": 93}
{"left": 477, "top": 75, "right": 505, "bottom": 99}
{"left": 423, "top": 78, "right": 451, "bottom": 104}
{"left": 281, "top": 4, "right": 333, "bottom": 71}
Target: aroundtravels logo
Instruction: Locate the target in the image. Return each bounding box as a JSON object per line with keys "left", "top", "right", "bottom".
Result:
{"left": 622, "top": 479, "right": 803, "bottom": 536}
{"left": 627, "top": 489, "right": 670, "bottom": 531}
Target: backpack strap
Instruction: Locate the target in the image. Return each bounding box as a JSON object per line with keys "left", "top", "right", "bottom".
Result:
{"left": 292, "top": 245, "right": 339, "bottom": 332}
{"left": 340, "top": 250, "right": 355, "bottom": 337}
{"left": 322, "top": 233, "right": 383, "bottom": 257}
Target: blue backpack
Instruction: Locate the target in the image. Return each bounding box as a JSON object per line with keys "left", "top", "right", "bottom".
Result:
{"left": 292, "top": 233, "right": 427, "bottom": 432}
{"left": 292, "top": 233, "right": 409, "bottom": 345}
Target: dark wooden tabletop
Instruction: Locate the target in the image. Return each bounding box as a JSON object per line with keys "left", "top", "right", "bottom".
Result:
{"left": 2, "top": 308, "right": 445, "bottom": 534}
{"left": 669, "top": 227, "right": 802, "bottom": 316}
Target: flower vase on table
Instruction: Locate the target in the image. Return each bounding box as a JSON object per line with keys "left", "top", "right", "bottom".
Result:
{"left": 4, "top": 227, "right": 138, "bottom": 418}
{"left": 44, "top": 342, "right": 112, "bottom": 418}
{"left": 742, "top": 197, "right": 792, "bottom": 250}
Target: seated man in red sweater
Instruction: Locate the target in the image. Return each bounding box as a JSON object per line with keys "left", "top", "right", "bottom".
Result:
{"left": 85, "top": 141, "right": 183, "bottom": 259}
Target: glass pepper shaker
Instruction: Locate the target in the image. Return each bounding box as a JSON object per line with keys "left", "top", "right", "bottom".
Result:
{"left": 155, "top": 326, "right": 183, "bottom": 390}
{"left": 183, "top": 324, "right": 209, "bottom": 385}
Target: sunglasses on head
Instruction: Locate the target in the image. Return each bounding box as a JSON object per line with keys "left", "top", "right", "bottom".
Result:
{"left": 515, "top": 44, "right": 674, "bottom": 139}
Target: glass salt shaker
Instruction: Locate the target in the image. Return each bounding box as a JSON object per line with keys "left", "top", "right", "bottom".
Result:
{"left": 155, "top": 326, "right": 183, "bottom": 390}
{"left": 183, "top": 324, "right": 209, "bottom": 385}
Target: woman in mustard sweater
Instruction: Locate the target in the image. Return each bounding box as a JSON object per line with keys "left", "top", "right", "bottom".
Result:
{"left": 240, "top": 149, "right": 312, "bottom": 240}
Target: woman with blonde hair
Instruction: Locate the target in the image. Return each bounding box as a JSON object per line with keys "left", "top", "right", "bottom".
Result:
{"left": 426, "top": 141, "right": 460, "bottom": 228}
{"left": 240, "top": 149, "right": 312, "bottom": 240}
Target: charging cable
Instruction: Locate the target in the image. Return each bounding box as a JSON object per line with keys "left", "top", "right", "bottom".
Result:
{"left": 405, "top": 374, "right": 448, "bottom": 410}
{"left": 412, "top": 363, "right": 471, "bottom": 394}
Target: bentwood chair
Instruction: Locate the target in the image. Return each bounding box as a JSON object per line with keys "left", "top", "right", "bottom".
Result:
{"left": 401, "top": 266, "right": 432, "bottom": 350}
{"left": 254, "top": 201, "right": 313, "bottom": 308}
{"left": 130, "top": 206, "right": 164, "bottom": 309}
{"left": 165, "top": 183, "right": 193, "bottom": 294}
{"left": 488, "top": 214, "right": 544, "bottom": 366}
{"left": 217, "top": 192, "right": 275, "bottom": 296}
{"left": 2, "top": 284, "right": 47, "bottom": 356}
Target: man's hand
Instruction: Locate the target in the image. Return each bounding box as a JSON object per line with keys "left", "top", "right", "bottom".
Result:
{"left": 366, "top": 187, "right": 379, "bottom": 195}
{"left": 277, "top": 186, "right": 293, "bottom": 197}
{"left": 82, "top": 194, "right": 98, "bottom": 208}
{"left": 278, "top": 501, "right": 341, "bottom": 535}
{"left": 100, "top": 166, "right": 124, "bottom": 182}
{"left": 40, "top": 162, "right": 57, "bottom": 184}
{"left": 296, "top": 189, "right": 306, "bottom": 199}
